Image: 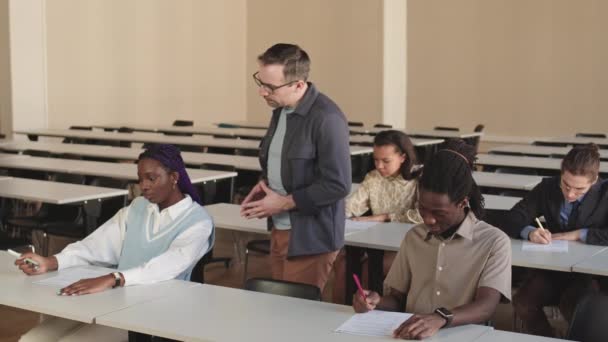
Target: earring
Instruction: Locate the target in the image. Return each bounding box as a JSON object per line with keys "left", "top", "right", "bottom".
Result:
{"left": 172, "top": 180, "right": 177, "bottom": 189}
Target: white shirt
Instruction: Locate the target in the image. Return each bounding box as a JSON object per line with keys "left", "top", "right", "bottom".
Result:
{"left": 54, "top": 195, "right": 212, "bottom": 286}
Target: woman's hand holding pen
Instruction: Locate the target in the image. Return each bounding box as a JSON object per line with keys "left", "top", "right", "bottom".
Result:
{"left": 14, "top": 253, "right": 57, "bottom": 275}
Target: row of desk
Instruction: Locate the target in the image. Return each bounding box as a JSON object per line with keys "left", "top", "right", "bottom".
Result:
{"left": 0, "top": 250, "right": 564, "bottom": 342}
{"left": 0, "top": 140, "right": 543, "bottom": 192}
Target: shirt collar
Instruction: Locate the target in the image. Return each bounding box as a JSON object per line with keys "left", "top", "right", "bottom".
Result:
{"left": 426, "top": 211, "right": 476, "bottom": 242}
{"left": 146, "top": 195, "right": 193, "bottom": 220}
{"left": 290, "top": 82, "right": 319, "bottom": 117}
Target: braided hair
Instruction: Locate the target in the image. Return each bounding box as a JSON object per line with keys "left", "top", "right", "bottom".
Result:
{"left": 138, "top": 144, "right": 202, "bottom": 205}
{"left": 419, "top": 139, "right": 484, "bottom": 218}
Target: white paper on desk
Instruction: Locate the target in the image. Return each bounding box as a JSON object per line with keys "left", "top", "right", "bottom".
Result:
{"left": 33, "top": 266, "right": 112, "bottom": 288}
{"left": 345, "top": 219, "right": 378, "bottom": 236}
{"left": 335, "top": 310, "right": 412, "bottom": 337}
{"left": 522, "top": 240, "right": 569, "bottom": 253}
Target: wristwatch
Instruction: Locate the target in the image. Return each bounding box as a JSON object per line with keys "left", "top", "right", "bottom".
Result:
{"left": 434, "top": 307, "right": 453, "bottom": 328}
{"left": 111, "top": 272, "right": 122, "bottom": 288}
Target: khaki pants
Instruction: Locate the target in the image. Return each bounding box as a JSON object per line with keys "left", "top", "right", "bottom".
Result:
{"left": 270, "top": 228, "right": 339, "bottom": 291}
{"left": 19, "top": 316, "right": 127, "bottom": 342}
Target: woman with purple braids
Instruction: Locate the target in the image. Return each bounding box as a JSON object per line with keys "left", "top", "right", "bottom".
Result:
{"left": 15, "top": 144, "right": 214, "bottom": 342}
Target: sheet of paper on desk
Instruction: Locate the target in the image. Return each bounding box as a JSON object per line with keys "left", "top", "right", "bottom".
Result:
{"left": 345, "top": 219, "right": 378, "bottom": 236}
{"left": 335, "top": 310, "right": 412, "bottom": 337}
{"left": 522, "top": 240, "right": 568, "bottom": 253}
{"left": 33, "top": 266, "right": 112, "bottom": 288}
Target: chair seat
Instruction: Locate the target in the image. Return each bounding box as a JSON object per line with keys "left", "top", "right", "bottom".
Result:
{"left": 246, "top": 239, "right": 270, "bottom": 254}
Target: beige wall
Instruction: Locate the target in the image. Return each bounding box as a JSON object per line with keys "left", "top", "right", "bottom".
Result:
{"left": 246, "top": 0, "right": 383, "bottom": 125}
{"left": 407, "top": 0, "right": 608, "bottom": 136}
{"left": 0, "top": 0, "right": 11, "bottom": 136}
{"left": 45, "top": 0, "right": 247, "bottom": 129}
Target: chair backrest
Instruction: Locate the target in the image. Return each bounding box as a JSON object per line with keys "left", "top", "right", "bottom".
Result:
{"left": 348, "top": 121, "right": 364, "bottom": 127}
{"left": 576, "top": 132, "right": 607, "bottom": 138}
{"left": 173, "top": 120, "right": 194, "bottom": 127}
{"left": 474, "top": 124, "right": 485, "bottom": 132}
{"left": 373, "top": 123, "right": 392, "bottom": 128}
{"left": 567, "top": 293, "right": 608, "bottom": 342}
{"left": 244, "top": 277, "right": 322, "bottom": 301}
{"left": 117, "top": 126, "right": 134, "bottom": 133}
{"left": 69, "top": 126, "right": 92, "bottom": 131}
{"left": 434, "top": 126, "right": 459, "bottom": 131}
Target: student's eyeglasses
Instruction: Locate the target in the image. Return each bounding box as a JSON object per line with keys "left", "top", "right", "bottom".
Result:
{"left": 253, "top": 72, "right": 298, "bottom": 94}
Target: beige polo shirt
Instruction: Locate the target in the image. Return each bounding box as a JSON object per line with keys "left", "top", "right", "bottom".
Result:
{"left": 383, "top": 212, "right": 511, "bottom": 314}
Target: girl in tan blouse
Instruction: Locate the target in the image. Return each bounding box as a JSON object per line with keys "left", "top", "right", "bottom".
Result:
{"left": 333, "top": 130, "right": 422, "bottom": 303}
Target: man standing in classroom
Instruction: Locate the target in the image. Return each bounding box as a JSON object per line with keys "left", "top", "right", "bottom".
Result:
{"left": 241, "top": 43, "right": 351, "bottom": 291}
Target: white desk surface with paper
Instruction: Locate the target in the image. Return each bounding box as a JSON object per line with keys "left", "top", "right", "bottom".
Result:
{"left": 0, "top": 140, "right": 263, "bottom": 171}
{"left": 572, "top": 247, "right": 608, "bottom": 276}
{"left": 510, "top": 239, "right": 607, "bottom": 272}
{"left": 96, "top": 283, "right": 490, "bottom": 342}
{"left": 0, "top": 155, "right": 236, "bottom": 184}
{"left": 0, "top": 251, "right": 197, "bottom": 324}
{"left": 0, "top": 177, "right": 127, "bottom": 204}
{"left": 473, "top": 172, "right": 542, "bottom": 191}
{"left": 344, "top": 217, "right": 607, "bottom": 273}
{"left": 489, "top": 144, "right": 608, "bottom": 160}
{"left": 477, "top": 154, "right": 608, "bottom": 174}
{"left": 534, "top": 136, "right": 608, "bottom": 147}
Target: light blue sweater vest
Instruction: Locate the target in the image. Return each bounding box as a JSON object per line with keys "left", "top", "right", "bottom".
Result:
{"left": 117, "top": 197, "right": 214, "bottom": 281}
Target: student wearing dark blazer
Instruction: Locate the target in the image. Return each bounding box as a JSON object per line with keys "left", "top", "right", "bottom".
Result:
{"left": 499, "top": 144, "right": 607, "bottom": 337}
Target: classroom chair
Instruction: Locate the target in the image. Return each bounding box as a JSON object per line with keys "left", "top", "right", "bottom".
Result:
{"left": 172, "top": 120, "right": 194, "bottom": 127}
{"left": 567, "top": 293, "right": 608, "bottom": 342}
{"left": 242, "top": 239, "right": 270, "bottom": 285}
{"left": 434, "top": 126, "right": 459, "bottom": 131}
{"left": 472, "top": 124, "right": 485, "bottom": 153}
{"left": 576, "top": 132, "right": 607, "bottom": 139}
{"left": 5, "top": 173, "right": 87, "bottom": 256}
{"left": 245, "top": 277, "right": 322, "bottom": 301}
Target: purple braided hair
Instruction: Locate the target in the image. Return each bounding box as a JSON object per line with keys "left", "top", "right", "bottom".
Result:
{"left": 138, "top": 144, "right": 202, "bottom": 205}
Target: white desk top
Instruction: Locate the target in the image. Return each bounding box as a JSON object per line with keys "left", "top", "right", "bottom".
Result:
{"left": 477, "top": 154, "right": 608, "bottom": 174}
{"left": 345, "top": 222, "right": 415, "bottom": 251}
{"left": 473, "top": 171, "right": 542, "bottom": 191}
{"left": 344, "top": 223, "right": 607, "bottom": 273}
{"left": 490, "top": 144, "right": 608, "bottom": 159}
{"left": 96, "top": 284, "right": 491, "bottom": 342}
{"left": 93, "top": 123, "right": 269, "bottom": 139}
{"left": 473, "top": 329, "right": 568, "bottom": 342}
{"left": 480, "top": 135, "right": 547, "bottom": 145}
{"left": 15, "top": 129, "right": 373, "bottom": 156}
{"left": 0, "top": 152, "right": 28, "bottom": 160}
{"left": 0, "top": 251, "right": 197, "bottom": 324}
{"left": 572, "top": 248, "right": 608, "bottom": 276}
{"left": 350, "top": 127, "right": 483, "bottom": 139}
{"left": 0, "top": 177, "right": 127, "bottom": 204}
{"left": 205, "top": 203, "right": 269, "bottom": 234}
{"left": 483, "top": 194, "right": 521, "bottom": 210}
{"left": 510, "top": 239, "right": 607, "bottom": 272}
{"left": 535, "top": 136, "right": 608, "bottom": 147}
{"left": 15, "top": 128, "right": 262, "bottom": 150}
{"left": 0, "top": 141, "right": 263, "bottom": 171}
{"left": 349, "top": 135, "right": 445, "bottom": 147}
{"left": 0, "top": 155, "right": 237, "bottom": 183}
